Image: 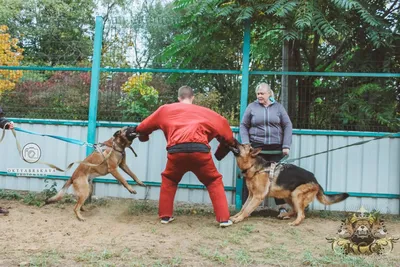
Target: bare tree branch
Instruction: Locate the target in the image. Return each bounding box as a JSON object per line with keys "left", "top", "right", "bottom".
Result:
{"left": 383, "top": 0, "right": 399, "bottom": 18}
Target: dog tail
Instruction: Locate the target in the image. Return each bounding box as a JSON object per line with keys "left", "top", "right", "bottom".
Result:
{"left": 45, "top": 178, "right": 73, "bottom": 204}
{"left": 316, "top": 185, "right": 349, "bottom": 205}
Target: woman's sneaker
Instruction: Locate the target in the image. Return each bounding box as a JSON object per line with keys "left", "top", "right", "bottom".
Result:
{"left": 160, "top": 217, "right": 175, "bottom": 224}
{"left": 278, "top": 208, "right": 290, "bottom": 220}
{"left": 219, "top": 220, "right": 233, "bottom": 228}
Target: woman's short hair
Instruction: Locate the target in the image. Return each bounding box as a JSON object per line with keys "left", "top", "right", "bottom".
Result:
{"left": 255, "top": 82, "right": 274, "bottom": 98}
{"left": 178, "top": 85, "right": 194, "bottom": 99}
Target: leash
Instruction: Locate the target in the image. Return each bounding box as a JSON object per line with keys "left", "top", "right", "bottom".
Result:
{"left": 13, "top": 127, "right": 94, "bottom": 147}
{"left": 10, "top": 128, "right": 114, "bottom": 172}
{"left": 277, "top": 132, "right": 398, "bottom": 165}
{"left": 0, "top": 123, "right": 10, "bottom": 143}
{"left": 2, "top": 125, "right": 139, "bottom": 173}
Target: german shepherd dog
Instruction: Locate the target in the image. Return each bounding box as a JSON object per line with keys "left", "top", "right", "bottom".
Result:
{"left": 230, "top": 142, "right": 349, "bottom": 226}
{"left": 45, "top": 126, "right": 145, "bottom": 221}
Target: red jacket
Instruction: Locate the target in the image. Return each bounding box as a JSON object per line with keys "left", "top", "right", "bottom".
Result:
{"left": 136, "top": 103, "right": 235, "bottom": 150}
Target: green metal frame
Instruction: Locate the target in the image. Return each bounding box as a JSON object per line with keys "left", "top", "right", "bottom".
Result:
{"left": 86, "top": 16, "right": 104, "bottom": 156}
{"left": 1, "top": 172, "right": 398, "bottom": 199}
{"left": 0, "top": 172, "right": 235, "bottom": 191}
{"left": 1, "top": 66, "right": 400, "bottom": 78}
{"left": 8, "top": 118, "right": 400, "bottom": 138}
{"left": 236, "top": 19, "right": 252, "bottom": 210}
{"left": 2, "top": 15, "right": 400, "bottom": 211}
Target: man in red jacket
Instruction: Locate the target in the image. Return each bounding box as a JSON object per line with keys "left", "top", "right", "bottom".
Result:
{"left": 136, "top": 86, "right": 235, "bottom": 227}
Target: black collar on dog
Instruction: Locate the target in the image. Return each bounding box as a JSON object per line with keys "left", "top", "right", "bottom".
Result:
{"left": 241, "top": 165, "right": 269, "bottom": 179}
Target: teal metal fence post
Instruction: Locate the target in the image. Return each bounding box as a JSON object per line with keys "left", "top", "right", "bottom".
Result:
{"left": 236, "top": 19, "right": 251, "bottom": 211}
{"left": 86, "top": 16, "right": 104, "bottom": 156}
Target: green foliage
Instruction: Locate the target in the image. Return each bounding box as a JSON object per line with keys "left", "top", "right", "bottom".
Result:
{"left": 194, "top": 90, "right": 239, "bottom": 125}
{"left": 118, "top": 73, "right": 159, "bottom": 121}
{"left": 0, "top": 189, "right": 23, "bottom": 200}
{"left": 338, "top": 83, "right": 399, "bottom": 131}
{"left": 0, "top": 183, "right": 59, "bottom": 207}
{"left": 0, "top": 0, "right": 95, "bottom": 66}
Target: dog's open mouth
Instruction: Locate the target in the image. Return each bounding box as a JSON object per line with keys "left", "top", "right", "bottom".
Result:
{"left": 229, "top": 146, "right": 239, "bottom": 156}
{"left": 126, "top": 127, "right": 138, "bottom": 141}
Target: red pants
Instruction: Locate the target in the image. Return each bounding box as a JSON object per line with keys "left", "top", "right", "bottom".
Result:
{"left": 159, "top": 152, "right": 230, "bottom": 222}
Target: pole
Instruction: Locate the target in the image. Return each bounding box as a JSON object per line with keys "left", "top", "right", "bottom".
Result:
{"left": 236, "top": 19, "right": 251, "bottom": 210}
{"left": 281, "top": 39, "right": 289, "bottom": 110}
{"left": 86, "top": 16, "right": 104, "bottom": 156}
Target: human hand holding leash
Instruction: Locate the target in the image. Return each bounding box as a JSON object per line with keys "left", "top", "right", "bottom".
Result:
{"left": 282, "top": 148, "right": 290, "bottom": 155}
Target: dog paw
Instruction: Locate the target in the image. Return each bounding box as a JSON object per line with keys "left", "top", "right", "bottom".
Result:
{"left": 288, "top": 221, "right": 300, "bottom": 226}
{"left": 231, "top": 216, "right": 244, "bottom": 223}
{"left": 129, "top": 189, "right": 137, "bottom": 194}
{"left": 138, "top": 182, "right": 146, "bottom": 187}
{"left": 229, "top": 215, "right": 239, "bottom": 221}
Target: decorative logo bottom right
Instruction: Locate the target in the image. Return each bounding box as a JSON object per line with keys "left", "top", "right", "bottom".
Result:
{"left": 326, "top": 207, "right": 399, "bottom": 255}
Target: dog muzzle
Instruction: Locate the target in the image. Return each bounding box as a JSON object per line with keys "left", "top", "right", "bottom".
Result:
{"left": 229, "top": 146, "right": 240, "bottom": 156}
{"left": 126, "top": 126, "right": 139, "bottom": 141}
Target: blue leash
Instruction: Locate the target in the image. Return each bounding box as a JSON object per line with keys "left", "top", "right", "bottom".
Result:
{"left": 277, "top": 132, "right": 398, "bottom": 166}
{"left": 14, "top": 127, "right": 94, "bottom": 147}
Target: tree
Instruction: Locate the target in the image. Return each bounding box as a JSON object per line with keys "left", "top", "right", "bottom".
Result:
{"left": 0, "top": 25, "right": 23, "bottom": 95}
{"left": 0, "top": 0, "right": 95, "bottom": 66}
{"left": 163, "top": 0, "right": 399, "bottom": 130}
{"left": 118, "top": 73, "right": 159, "bottom": 120}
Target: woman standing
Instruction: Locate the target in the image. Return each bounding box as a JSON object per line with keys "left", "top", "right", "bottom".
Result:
{"left": 239, "top": 83, "right": 293, "bottom": 219}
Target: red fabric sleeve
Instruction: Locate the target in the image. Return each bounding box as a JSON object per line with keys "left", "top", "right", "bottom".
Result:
{"left": 214, "top": 114, "right": 235, "bottom": 146}
{"left": 136, "top": 106, "right": 163, "bottom": 141}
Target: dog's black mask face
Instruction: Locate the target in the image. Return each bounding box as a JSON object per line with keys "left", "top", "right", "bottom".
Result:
{"left": 228, "top": 138, "right": 240, "bottom": 156}
{"left": 125, "top": 126, "right": 138, "bottom": 141}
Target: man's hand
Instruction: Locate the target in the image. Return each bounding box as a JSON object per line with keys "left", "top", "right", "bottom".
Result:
{"left": 282, "top": 148, "right": 290, "bottom": 155}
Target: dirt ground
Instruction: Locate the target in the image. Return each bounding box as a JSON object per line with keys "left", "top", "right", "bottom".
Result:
{"left": 1, "top": 198, "right": 400, "bottom": 267}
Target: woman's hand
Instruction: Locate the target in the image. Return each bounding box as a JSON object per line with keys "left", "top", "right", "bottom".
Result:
{"left": 282, "top": 148, "right": 290, "bottom": 155}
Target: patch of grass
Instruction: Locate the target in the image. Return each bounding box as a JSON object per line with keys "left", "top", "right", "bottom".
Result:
{"left": 287, "top": 227, "right": 304, "bottom": 244}
{"left": 241, "top": 224, "right": 255, "bottom": 233}
{"left": 22, "top": 192, "right": 45, "bottom": 207}
{"left": 75, "top": 249, "right": 116, "bottom": 265}
{"left": 91, "top": 197, "right": 111, "bottom": 207}
{"left": 235, "top": 249, "right": 254, "bottom": 265}
{"left": 198, "top": 248, "right": 229, "bottom": 265}
{"left": 0, "top": 189, "right": 23, "bottom": 200}
{"left": 169, "top": 256, "right": 182, "bottom": 266}
{"left": 301, "top": 249, "right": 398, "bottom": 267}
{"left": 150, "top": 257, "right": 182, "bottom": 267}
{"left": 226, "top": 223, "right": 257, "bottom": 244}
{"left": 263, "top": 244, "right": 293, "bottom": 265}
{"left": 128, "top": 200, "right": 158, "bottom": 216}
{"left": 0, "top": 183, "right": 75, "bottom": 207}
{"left": 28, "top": 250, "right": 63, "bottom": 267}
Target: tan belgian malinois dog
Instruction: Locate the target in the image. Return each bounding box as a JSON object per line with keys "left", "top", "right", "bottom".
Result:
{"left": 229, "top": 142, "right": 349, "bottom": 226}
{"left": 45, "top": 126, "right": 145, "bottom": 221}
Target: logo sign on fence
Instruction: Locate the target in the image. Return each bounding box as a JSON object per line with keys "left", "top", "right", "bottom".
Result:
{"left": 7, "top": 168, "right": 56, "bottom": 176}
{"left": 22, "top": 143, "right": 41, "bottom": 163}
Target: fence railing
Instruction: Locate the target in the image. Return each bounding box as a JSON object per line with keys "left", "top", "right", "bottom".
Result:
{"left": 1, "top": 16, "right": 399, "bottom": 210}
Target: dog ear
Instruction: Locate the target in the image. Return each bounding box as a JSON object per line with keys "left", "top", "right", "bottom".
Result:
{"left": 113, "top": 130, "right": 121, "bottom": 137}
{"left": 250, "top": 147, "right": 262, "bottom": 157}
